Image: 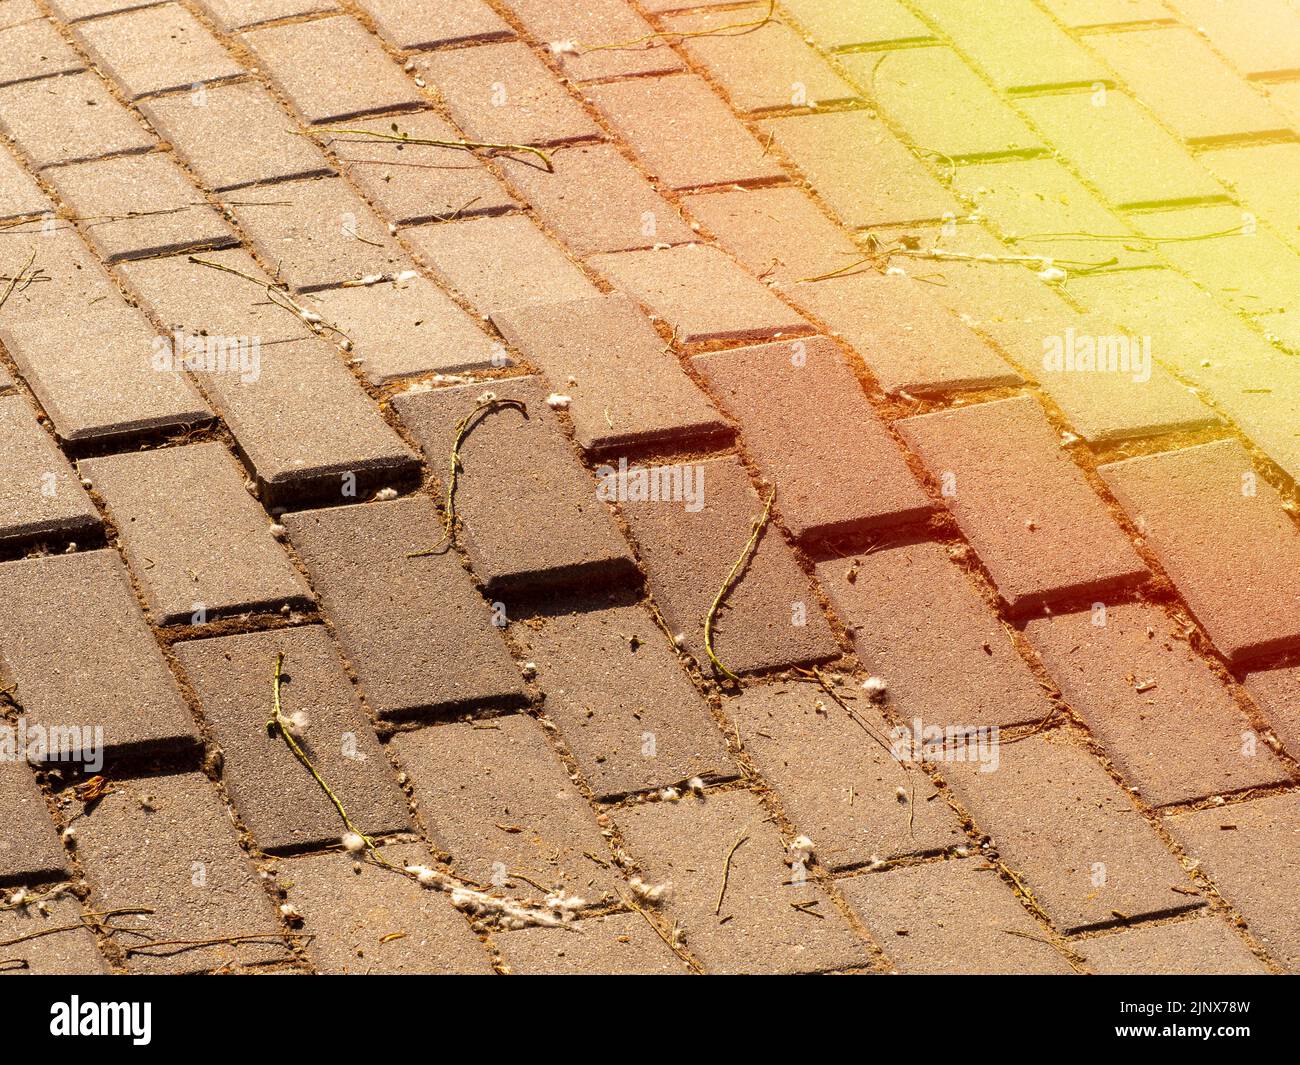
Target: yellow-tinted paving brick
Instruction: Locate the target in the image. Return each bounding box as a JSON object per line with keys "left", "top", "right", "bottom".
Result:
{"left": 47, "top": 0, "right": 164, "bottom": 22}
{"left": 0, "top": 71, "right": 154, "bottom": 169}
{"left": 781, "top": 0, "right": 932, "bottom": 48}
{"left": 357, "top": 0, "right": 511, "bottom": 50}
{"left": 1201, "top": 142, "right": 1300, "bottom": 253}
{"left": 499, "top": 911, "right": 688, "bottom": 974}
{"left": 1038, "top": 0, "right": 1171, "bottom": 27}
{"left": 1082, "top": 917, "right": 1269, "bottom": 974}
{"left": 194, "top": 0, "right": 333, "bottom": 31}
{"left": 1167, "top": 0, "right": 1300, "bottom": 77}
{"left": 0, "top": 15, "right": 83, "bottom": 87}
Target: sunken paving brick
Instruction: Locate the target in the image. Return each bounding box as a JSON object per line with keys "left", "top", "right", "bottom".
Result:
{"left": 0, "top": 16, "right": 83, "bottom": 87}
{"left": 1167, "top": 0, "right": 1300, "bottom": 78}
{"left": 69, "top": 772, "right": 291, "bottom": 974}
{"left": 357, "top": 0, "right": 511, "bottom": 50}
{"left": 321, "top": 112, "right": 515, "bottom": 227}
{"left": 1243, "top": 664, "right": 1300, "bottom": 762}
{"left": 283, "top": 497, "right": 526, "bottom": 722}
{"left": 75, "top": 4, "right": 244, "bottom": 100}
{"left": 588, "top": 75, "right": 785, "bottom": 190}
{"left": 795, "top": 273, "right": 1021, "bottom": 395}
{"left": 280, "top": 843, "right": 492, "bottom": 974}
{"left": 726, "top": 681, "right": 964, "bottom": 870}
{"left": 79, "top": 443, "right": 313, "bottom": 626}
{"left": 0, "top": 394, "right": 101, "bottom": 549}
{"left": 818, "top": 540, "right": 1055, "bottom": 730}
{"left": 392, "top": 377, "right": 638, "bottom": 595}
{"left": 614, "top": 788, "right": 870, "bottom": 974}
{"left": 405, "top": 214, "right": 598, "bottom": 314}
{"left": 509, "top": 594, "right": 737, "bottom": 799}
{"left": 175, "top": 626, "right": 409, "bottom": 853}
{"left": 589, "top": 244, "right": 811, "bottom": 344}
{"left": 0, "top": 142, "right": 49, "bottom": 219}
{"left": 1025, "top": 603, "right": 1288, "bottom": 806}
{"left": 760, "top": 111, "right": 959, "bottom": 227}
{"left": 663, "top": 5, "right": 857, "bottom": 113}
{"left": 1166, "top": 793, "right": 1300, "bottom": 971}
{"left": 49, "top": 152, "right": 237, "bottom": 262}
{"left": 839, "top": 859, "right": 1076, "bottom": 974}
{"left": 781, "top": 0, "right": 932, "bottom": 48}
{"left": 899, "top": 395, "right": 1148, "bottom": 613}
{"left": 0, "top": 897, "right": 107, "bottom": 974}
{"left": 498, "top": 910, "right": 687, "bottom": 975}
{"left": 0, "top": 71, "right": 154, "bottom": 169}
{"left": 1099, "top": 440, "right": 1300, "bottom": 665}
{"left": 241, "top": 15, "right": 425, "bottom": 125}
{"left": 0, "top": 305, "right": 212, "bottom": 446}
{"left": 1082, "top": 917, "right": 1269, "bottom": 975}
{"left": 0, "top": 551, "right": 200, "bottom": 764}
{"left": 394, "top": 713, "right": 620, "bottom": 898}
{"left": 230, "top": 177, "right": 405, "bottom": 292}
{"left": 498, "top": 142, "right": 696, "bottom": 256}
{"left": 500, "top": 0, "right": 684, "bottom": 82}
{"left": 618, "top": 454, "right": 839, "bottom": 677}
{"left": 944, "top": 730, "right": 1201, "bottom": 932}
{"left": 693, "top": 336, "right": 934, "bottom": 541}
{"left": 0, "top": 761, "right": 68, "bottom": 886}
{"left": 140, "top": 83, "right": 334, "bottom": 192}
{"left": 194, "top": 0, "right": 334, "bottom": 32}
{"left": 416, "top": 42, "right": 599, "bottom": 147}
{"left": 490, "top": 293, "right": 727, "bottom": 453}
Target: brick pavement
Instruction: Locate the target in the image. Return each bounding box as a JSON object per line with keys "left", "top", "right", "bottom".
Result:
{"left": 0, "top": 0, "right": 1295, "bottom": 976}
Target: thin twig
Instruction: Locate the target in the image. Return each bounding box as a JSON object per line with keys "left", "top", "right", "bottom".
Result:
{"left": 305, "top": 126, "right": 553, "bottom": 173}
{"left": 0, "top": 249, "right": 36, "bottom": 314}
{"left": 713, "top": 831, "right": 749, "bottom": 916}
{"left": 187, "top": 255, "right": 351, "bottom": 344}
{"left": 704, "top": 486, "right": 776, "bottom": 682}
{"left": 582, "top": 0, "right": 775, "bottom": 52}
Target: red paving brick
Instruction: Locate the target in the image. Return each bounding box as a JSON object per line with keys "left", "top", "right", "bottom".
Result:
{"left": 283, "top": 498, "right": 527, "bottom": 722}
{"left": 0, "top": 761, "right": 68, "bottom": 885}
{"left": 899, "top": 395, "right": 1148, "bottom": 613}
{"left": 1242, "top": 664, "right": 1300, "bottom": 761}
{"left": 1082, "top": 917, "right": 1269, "bottom": 975}
{"left": 1099, "top": 440, "right": 1300, "bottom": 665}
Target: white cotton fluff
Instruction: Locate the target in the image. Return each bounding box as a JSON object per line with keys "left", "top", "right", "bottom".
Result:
{"left": 862, "top": 676, "right": 888, "bottom": 702}
{"left": 629, "top": 876, "right": 672, "bottom": 905}
{"left": 342, "top": 832, "right": 367, "bottom": 854}
{"left": 374, "top": 487, "right": 398, "bottom": 501}
{"left": 546, "top": 393, "right": 572, "bottom": 410}
{"left": 1037, "top": 266, "right": 1067, "bottom": 282}
{"left": 788, "top": 836, "right": 814, "bottom": 864}
{"left": 285, "top": 710, "right": 310, "bottom": 738}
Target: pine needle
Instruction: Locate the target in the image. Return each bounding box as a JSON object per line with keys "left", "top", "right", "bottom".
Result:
{"left": 704, "top": 486, "right": 776, "bottom": 682}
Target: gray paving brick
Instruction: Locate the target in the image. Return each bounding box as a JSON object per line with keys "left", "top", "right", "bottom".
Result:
{"left": 0, "top": 142, "right": 49, "bottom": 220}
{"left": 0, "top": 761, "right": 67, "bottom": 886}
{"left": 44, "top": 0, "right": 159, "bottom": 23}
{"left": 0, "top": 71, "right": 154, "bottom": 169}
{"left": 0, "top": 897, "right": 106, "bottom": 973}
{"left": 0, "top": 227, "right": 122, "bottom": 326}
{"left": 1083, "top": 917, "right": 1269, "bottom": 975}
{"left": 0, "top": 15, "right": 83, "bottom": 87}
{"left": 357, "top": 0, "right": 511, "bottom": 50}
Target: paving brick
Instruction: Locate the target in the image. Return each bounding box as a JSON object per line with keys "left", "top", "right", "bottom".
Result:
{"left": 589, "top": 244, "right": 810, "bottom": 344}
{"left": 0, "top": 394, "right": 100, "bottom": 549}
{"left": 498, "top": 142, "right": 695, "bottom": 256}
{"left": 0, "top": 71, "right": 154, "bottom": 169}
{"left": 358, "top": 0, "right": 511, "bottom": 50}
{"left": 1203, "top": 142, "right": 1300, "bottom": 252}
{"left": 851, "top": 48, "right": 1042, "bottom": 160}
{"left": 80, "top": 443, "right": 312, "bottom": 625}
{"left": 1243, "top": 664, "right": 1300, "bottom": 761}
{"left": 781, "top": 0, "right": 932, "bottom": 48}
{"left": 680, "top": 186, "right": 860, "bottom": 288}
{"left": 510, "top": 595, "right": 735, "bottom": 799}
{"left": 693, "top": 336, "right": 933, "bottom": 540}
{"left": 405, "top": 214, "right": 597, "bottom": 314}
{"left": 283, "top": 497, "right": 526, "bottom": 722}
{"left": 1167, "top": 0, "right": 1300, "bottom": 77}
{"left": 193, "top": 336, "right": 419, "bottom": 505}
{"left": 140, "top": 82, "right": 334, "bottom": 192}
{"left": 231, "top": 176, "right": 405, "bottom": 292}
{"left": 1089, "top": 27, "right": 1288, "bottom": 142}
{"left": 1083, "top": 916, "right": 1269, "bottom": 974}
{"left": 47, "top": 0, "right": 162, "bottom": 19}
{"left": 0, "top": 0, "right": 42, "bottom": 27}
{"left": 0, "top": 761, "right": 67, "bottom": 886}
{"left": 587, "top": 75, "right": 785, "bottom": 190}
{"left": 1166, "top": 792, "right": 1300, "bottom": 970}
{"left": 391, "top": 377, "right": 637, "bottom": 595}
{"left": 0, "top": 15, "right": 83, "bottom": 87}
{"left": 417, "top": 42, "right": 599, "bottom": 147}
{"left": 307, "top": 275, "right": 503, "bottom": 384}
{"left": 618, "top": 454, "right": 839, "bottom": 676}
{"left": 839, "top": 859, "right": 1075, "bottom": 974}
{"left": 242, "top": 16, "right": 425, "bottom": 125}
{"left": 499, "top": 910, "right": 686, "bottom": 974}
{"left": 818, "top": 540, "right": 1054, "bottom": 730}
{"left": 1265, "top": 78, "right": 1300, "bottom": 129}
{"left": 500, "top": 0, "right": 684, "bottom": 82}
{"left": 394, "top": 713, "right": 620, "bottom": 897}
{"left": 614, "top": 788, "right": 869, "bottom": 973}
{"left": 760, "top": 111, "right": 960, "bottom": 226}
{"left": 76, "top": 4, "right": 243, "bottom": 100}
{"left": 0, "top": 143, "right": 48, "bottom": 220}
{"left": 280, "top": 843, "right": 491, "bottom": 974}
{"left": 1026, "top": 603, "right": 1287, "bottom": 806}
{"left": 915, "top": 0, "right": 1107, "bottom": 90}
{"left": 195, "top": 0, "right": 333, "bottom": 31}
{"left": 663, "top": 5, "right": 857, "bottom": 113}
{"left": 0, "top": 551, "right": 199, "bottom": 763}
{"left": 49, "top": 152, "right": 237, "bottom": 262}
{"left": 0, "top": 897, "right": 106, "bottom": 974}
{"left": 0, "top": 227, "right": 122, "bottom": 326}
{"left": 1017, "top": 91, "right": 1224, "bottom": 208}
{"left": 1038, "top": 0, "right": 1171, "bottom": 26}
{"left": 726, "top": 681, "right": 963, "bottom": 870}
{"left": 0, "top": 306, "right": 212, "bottom": 445}
{"left": 944, "top": 730, "right": 1199, "bottom": 931}
{"left": 976, "top": 312, "right": 1217, "bottom": 442}
{"left": 321, "top": 111, "right": 515, "bottom": 227}
{"left": 491, "top": 293, "right": 724, "bottom": 453}
{"left": 1098, "top": 440, "right": 1300, "bottom": 665}
{"left": 793, "top": 272, "right": 1021, "bottom": 395}
{"left": 898, "top": 396, "right": 1147, "bottom": 612}
{"left": 175, "top": 626, "right": 408, "bottom": 853}
{"left": 69, "top": 771, "right": 290, "bottom": 973}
